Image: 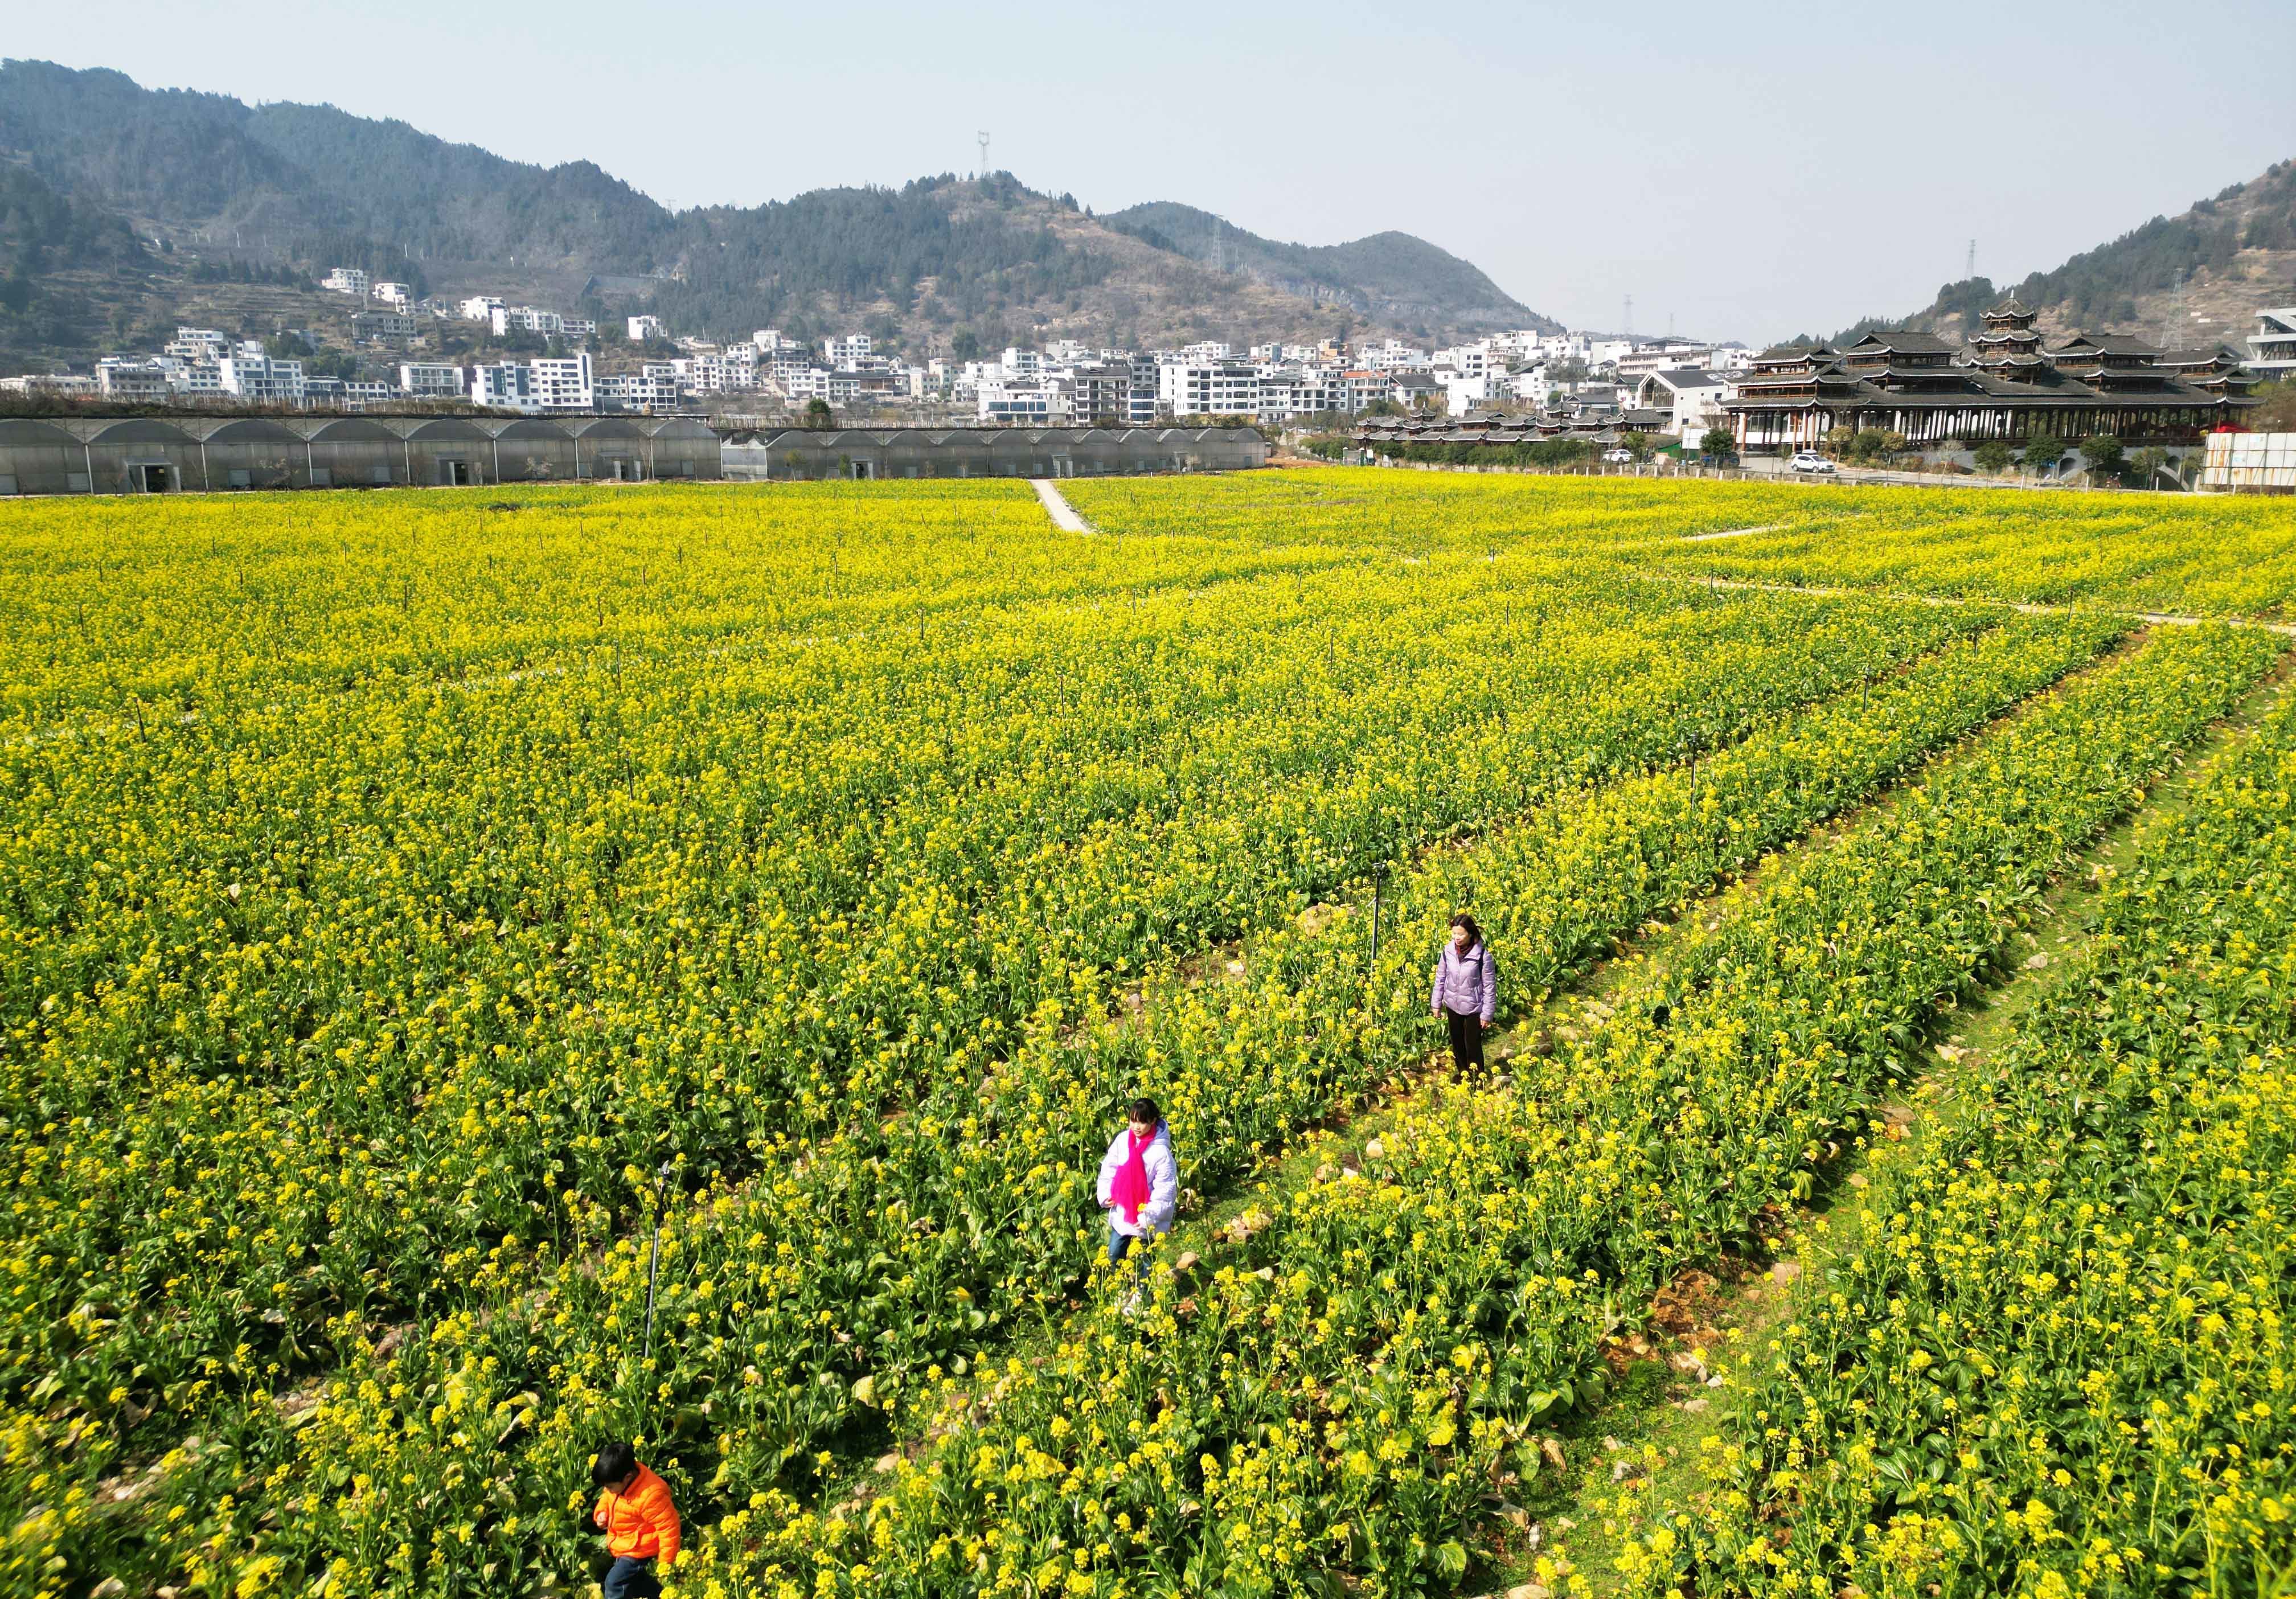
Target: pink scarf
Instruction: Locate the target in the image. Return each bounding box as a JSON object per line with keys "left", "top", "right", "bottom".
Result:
{"left": 1112, "top": 1127, "right": 1155, "bottom": 1224}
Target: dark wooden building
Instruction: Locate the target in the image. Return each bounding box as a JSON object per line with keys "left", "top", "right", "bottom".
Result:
{"left": 1725, "top": 297, "right": 2258, "bottom": 453}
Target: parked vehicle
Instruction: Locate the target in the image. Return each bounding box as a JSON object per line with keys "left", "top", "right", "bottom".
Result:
{"left": 1790, "top": 451, "right": 1837, "bottom": 475}
{"left": 1601, "top": 448, "right": 1633, "bottom": 464}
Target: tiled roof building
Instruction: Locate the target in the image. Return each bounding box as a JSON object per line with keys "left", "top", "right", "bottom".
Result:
{"left": 1724, "top": 297, "right": 2258, "bottom": 453}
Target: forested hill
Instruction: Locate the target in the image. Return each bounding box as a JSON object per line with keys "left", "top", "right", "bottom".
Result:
{"left": 0, "top": 59, "right": 1551, "bottom": 364}
{"left": 1105, "top": 201, "right": 1554, "bottom": 334}
{"left": 1855, "top": 158, "right": 2295, "bottom": 348}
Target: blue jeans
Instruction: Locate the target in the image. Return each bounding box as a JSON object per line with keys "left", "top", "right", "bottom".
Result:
{"left": 1108, "top": 1223, "right": 1156, "bottom": 1279}
{"left": 604, "top": 1555, "right": 660, "bottom": 1599}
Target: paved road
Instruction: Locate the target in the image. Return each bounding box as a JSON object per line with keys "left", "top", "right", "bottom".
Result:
{"left": 1031, "top": 478, "right": 1094, "bottom": 532}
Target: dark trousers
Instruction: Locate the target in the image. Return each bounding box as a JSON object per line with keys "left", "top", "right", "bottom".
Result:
{"left": 1444, "top": 1007, "right": 1485, "bottom": 1071}
{"left": 604, "top": 1556, "right": 661, "bottom": 1599}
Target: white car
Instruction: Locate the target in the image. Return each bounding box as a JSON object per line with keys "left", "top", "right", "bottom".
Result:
{"left": 1601, "top": 447, "right": 1633, "bottom": 464}
{"left": 1789, "top": 451, "right": 1836, "bottom": 474}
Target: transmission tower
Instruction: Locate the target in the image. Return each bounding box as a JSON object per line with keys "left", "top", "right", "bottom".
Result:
{"left": 976, "top": 131, "right": 990, "bottom": 180}
{"left": 1966, "top": 239, "right": 1977, "bottom": 281}
{"left": 1623, "top": 294, "right": 1633, "bottom": 337}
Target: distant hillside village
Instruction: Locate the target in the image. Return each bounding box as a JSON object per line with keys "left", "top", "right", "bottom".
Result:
{"left": 3, "top": 265, "right": 2290, "bottom": 468}
{"left": 0, "top": 260, "right": 1749, "bottom": 431}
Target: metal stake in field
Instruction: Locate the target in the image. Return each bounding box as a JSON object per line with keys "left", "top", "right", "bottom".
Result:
{"left": 638, "top": 1161, "right": 671, "bottom": 1434}
{"left": 1369, "top": 860, "right": 1392, "bottom": 971}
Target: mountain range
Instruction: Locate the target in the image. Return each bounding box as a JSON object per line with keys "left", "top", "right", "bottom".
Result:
{"left": 1835, "top": 159, "right": 2294, "bottom": 352}
{"left": 0, "top": 59, "right": 1548, "bottom": 370}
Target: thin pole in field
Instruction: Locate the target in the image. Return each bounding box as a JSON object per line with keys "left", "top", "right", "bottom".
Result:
{"left": 638, "top": 1161, "right": 671, "bottom": 1436}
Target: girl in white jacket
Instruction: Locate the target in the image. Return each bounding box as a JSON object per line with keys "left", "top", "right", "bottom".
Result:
{"left": 1096, "top": 1096, "right": 1178, "bottom": 1270}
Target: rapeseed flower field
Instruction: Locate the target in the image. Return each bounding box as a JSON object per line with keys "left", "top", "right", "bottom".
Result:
{"left": 3, "top": 469, "right": 2294, "bottom": 1597}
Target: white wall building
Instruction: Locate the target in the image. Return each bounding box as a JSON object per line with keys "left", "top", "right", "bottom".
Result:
{"left": 672, "top": 355, "right": 720, "bottom": 392}
{"left": 628, "top": 314, "right": 667, "bottom": 342}
{"left": 977, "top": 376, "right": 1067, "bottom": 423}
{"left": 530, "top": 354, "right": 595, "bottom": 412}
{"left": 399, "top": 363, "right": 466, "bottom": 398}
{"left": 1633, "top": 368, "right": 1731, "bottom": 439}
{"left": 460, "top": 296, "right": 505, "bottom": 322}
{"left": 596, "top": 369, "right": 683, "bottom": 411}
{"left": 466, "top": 362, "right": 538, "bottom": 412}
{"left": 824, "top": 333, "right": 872, "bottom": 367}
{"left": 1441, "top": 368, "right": 1510, "bottom": 415}
{"left": 164, "top": 327, "right": 231, "bottom": 362}
{"left": 2250, "top": 308, "right": 2296, "bottom": 380}
{"left": 96, "top": 359, "right": 171, "bottom": 401}
{"left": 1159, "top": 361, "right": 1261, "bottom": 417}
{"left": 1616, "top": 344, "right": 1714, "bottom": 386}
{"left": 321, "top": 266, "right": 369, "bottom": 296}
{"left": 491, "top": 305, "right": 564, "bottom": 338}
{"left": 167, "top": 362, "right": 226, "bottom": 399}
{"left": 371, "top": 281, "right": 412, "bottom": 307}
{"left": 1355, "top": 338, "right": 1431, "bottom": 371}
{"left": 217, "top": 355, "right": 307, "bottom": 404}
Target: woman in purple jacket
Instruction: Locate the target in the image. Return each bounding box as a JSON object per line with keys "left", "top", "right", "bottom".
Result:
{"left": 1430, "top": 912, "right": 1496, "bottom": 1071}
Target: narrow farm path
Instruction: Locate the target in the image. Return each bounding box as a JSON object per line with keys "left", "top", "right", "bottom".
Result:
{"left": 1678, "top": 523, "right": 1784, "bottom": 543}
{"left": 1645, "top": 569, "right": 2296, "bottom": 636}
{"left": 1030, "top": 476, "right": 1096, "bottom": 532}
{"left": 801, "top": 618, "right": 2139, "bottom": 1531}
{"left": 1477, "top": 659, "right": 2296, "bottom": 1599}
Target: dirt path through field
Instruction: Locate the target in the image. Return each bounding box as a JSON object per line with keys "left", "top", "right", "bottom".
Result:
{"left": 807, "top": 621, "right": 2147, "bottom": 1545}
{"left": 1646, "top": 569, "right": 2296, "bottom": 636}
{"left": 1483, "top": 659, "right": 2295, "bottom": 1599}
{"left": 1030, "top": 477, "right": 1095, "bottom": 532}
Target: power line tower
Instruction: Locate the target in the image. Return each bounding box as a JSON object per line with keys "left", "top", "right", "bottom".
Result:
{"left": 2162, "top": 267, "right": 2188, "bottom": 348}
{"left": 1966, "top": 239, "right": 1977, "bottom": 282}
{"left": 976, "top": 131, "right": 990, "bottom": 181}
{"left": 1623, "top": 294, "right": 1633, "bottom": 337}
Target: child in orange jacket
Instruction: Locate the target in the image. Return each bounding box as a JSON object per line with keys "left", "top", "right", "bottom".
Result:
{"left": 591, "top": 1440, "right": 679, "bottom": 1599}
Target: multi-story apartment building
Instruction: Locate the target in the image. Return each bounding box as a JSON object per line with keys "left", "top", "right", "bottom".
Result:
{"left": 530, "top": 354, "right": 596, "bottom": 412}
{"left": 1432, "top": 342, "right": 1504, "bottom": 380}
{"left": 1281, "top": 368, "right": 1352, "bottom": 416}
{"left": 352, "top": 309, "right": 417, "bottom": 346}
{"left": 823, "top": 333, "right": 872, "bottom": 367}
{"left": 95, "top": 359, "right": 171, "bottom": 401}
{"left": 217, "top": 355, "right": 306, "bottom": 404}
{"left": 977, "top": 376, "right": 1065, "bottom": 424}
{"left": 460, "top": 296, "right": 505, "bottom": 323}
{"left": 491, "top": 305, "right": 564, "bottom": 338}
{"left": 466, "top": 362, "right": 537, "bottom": 411}
{"left": 321, "top": 266, "right": 369, "bottom": 296}
{"left": 1355, "top": 339, "right": 1430, "bottom": 370}
{"left": 597, "top": 368, "right": 683, "bottom": 411}
{"left": 1159, "top": 360, "right": 1260, "bottom": 417}
{"left": 1065, "top": 363, "right": 1134, "bottom": 424}
{"left": 165, "top": 327, "right": 231, "bottom": 362}
{"left": 628, "top": 314, "right": 667, "bottom": 341}
{"left": 167, "top": 362, "right": 226, "bottom": 399}
{"left": 2251, "top": 308, "right": 2296, "bottom": 380}
{"left": 371, "top": 281, "right": 412, "bottom": 307}
{"left": 1615, "top": 343, "right": 1712, "bottom": 387}
{"left": 673, "top": 353, "right": 728, "bottom": 393}
{"left": 399, "top": 363, "right": 467, "bottom": 398}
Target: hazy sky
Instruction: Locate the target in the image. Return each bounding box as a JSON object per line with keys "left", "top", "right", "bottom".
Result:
{"left": 9, "top": 1, "right": 2293, "bottom": 342}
